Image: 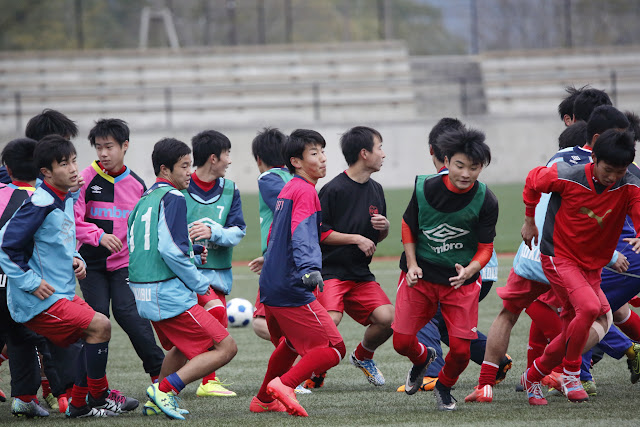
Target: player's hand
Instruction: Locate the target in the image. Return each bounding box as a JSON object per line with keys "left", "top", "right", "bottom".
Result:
{"left": 521, "top": 217, "right": 538, "bottom": 249}
{"left": 300, "top": 271, "right": 324, "bottom": 292}
{"left": 406, "top": 266, "right": 423, "bottom": 287}
{"left": 203, "top": 286, "right": 211, "bottom": 296}
{"left": 611, "top": 252, "right": 629, "bottom": 273}
{"left": 189, "top": 222, "right": 212, "bottom": 242}
{"left": 248, "top": 256, "right": 264, "bottom": 274}
{"left": 449, "top": 263, "right": 471, "bottom": 289}
{"left": 370, "top": 214, "right": 390, "bottom": 231}
{"left": 32, "top": 279, "right": 55, "bottom": 300}
{"left": 73, "top": 257, "right": 86, "bottom": 280}
{"left": 100, "top": 233, "right": 123, "bottom": 254}
{"left": 357, "top": 236, "right": 376, "bottom": 257}
{"left": 623, "top": 237, "right": 640, "bottom": 254}
{"left": 200, "top": 247, "right": 208, "bottom": 264}
{"left": 69, "top": 175, "right": 85, "bottom": 193}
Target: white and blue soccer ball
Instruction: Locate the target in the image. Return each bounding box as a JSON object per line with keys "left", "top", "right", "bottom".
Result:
{"left": 226, "top": 298, "right": 253, "bottom": 327}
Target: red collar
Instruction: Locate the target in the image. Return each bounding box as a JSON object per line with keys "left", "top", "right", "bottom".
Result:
{"left": 443, "top": 174, "right": 473, "bottom": 194}
{"left": 191, "top": 171, "right": 216, "bottom": 192}
{"left": 98, "top": 161, "right": 126, "bottom": 177}
{"left": 155, "top": 177, "right": 177, "bottom": 189}
{"left": 11, "top": 180, "right": 35, "bottom": 189}
{"left": 42, "top": 180, "right": 68, "bottom": 200}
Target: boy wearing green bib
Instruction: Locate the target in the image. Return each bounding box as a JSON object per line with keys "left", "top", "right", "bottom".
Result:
{"left": 392, "top": 128, "right": 497, "bottom": 411}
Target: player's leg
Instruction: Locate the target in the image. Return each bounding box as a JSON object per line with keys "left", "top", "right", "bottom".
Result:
{"left": 392, "top": 272, "right": 437, "bottom": 395}
{"left": 435, "top": 281, "right": 480, "bottom": 411}
{"left": 108, "top": 268, "right": 164, "bottom": 383}
{"left": 252, "top": 290, "right": 271, "bottom": 341}
{"left": 344, "top": 281, "right": 393, "bottom": 386}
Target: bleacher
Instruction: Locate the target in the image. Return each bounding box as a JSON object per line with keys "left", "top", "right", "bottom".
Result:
{"left": 0, "top": 41, "right": 417, "bottom": 131}
{"left": 480, "top": 46, "right": 640, "bottom": 115}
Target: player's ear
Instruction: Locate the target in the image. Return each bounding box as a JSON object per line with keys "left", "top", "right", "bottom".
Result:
{"left": 290, "top": 156, "right": 302, "bottom": 169}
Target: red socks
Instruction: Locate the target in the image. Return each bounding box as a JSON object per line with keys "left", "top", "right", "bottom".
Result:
{"left": 617, "top": 310, "right": 640, "bottom": 341}
{"left": 478, "top": 362, "right": 499, "bottom": 387}
{"left": 354, "top": 342, "right": 374, "bottom": 360}
{"left": 87, "top": 375, "right": 109, "bottom": 399}
{"left": 393, "top": 333, "right": 429, "bottom": 366}
{"left": 70, "top": 385, "right": 89, "bottom": 408}
{"left": 256, "top": 339, "right": 299, "bottom": 402}
{"left": 280, "top": 346, "right": 342, "bottom": 389}
{"left": 207, "top": 305, "right": 228, "bottom": 328}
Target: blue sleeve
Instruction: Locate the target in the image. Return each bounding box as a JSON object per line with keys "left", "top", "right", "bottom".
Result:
{"left": 0, "top": 201, "right": 49, "bottom": 292}
{"left": 292, "top": 211, "right": 322, "bottom": 276}
{"left": 0, "top": 166, "right": 11, "bottom": 185}
{"left": 258, "top": 173, "right": 286, "bottom": 212}
{"left": 158, "top": 193, "right": 209, "bottom": 295}
{"left": 209, "top": 186, "right": 246, "bottom": 247}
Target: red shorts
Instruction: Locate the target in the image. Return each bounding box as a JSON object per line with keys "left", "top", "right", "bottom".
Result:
{"left": 264, "top": 299, "right": 343, "bottom": 356}
{"left": 392, "top": 272, "right": 480, "bottom": 340}
{"left": 152, "top": 304, "right": 229, "bottom": 360}
{"left": 25, "top": 296, "right": 95, "bottom": 347}
{"left": 254, "top": 289, "right": 265, "bottom": 318}
{"left": 315, "top": 279, "right": 392, "bottom": 325}
{"left": 536, "top": 289, "right": 562, "bottom": 309}
{"left": 197, "top": 287, "right": 226, "bottom": 308}
{"left": 496, "top": 268, "right": 550, "bottom": 314}
{"left": 541, "top": 255, "right": 610, "bottom": 319}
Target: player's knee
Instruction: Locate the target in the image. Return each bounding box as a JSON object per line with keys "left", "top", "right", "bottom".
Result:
{"left": 393, "top": 333, "right": 415, "bottom": 356}
{"left": 371, "top": 304, "right": 394, "bottom": 328}
{"left": 90, "top": 312, "right": 111, "bottom": 341}
{"left": 332, "top": 341, "right": 346, "bottom": 360}
{"left": 218, "top": 335, "right": 238, "bottom": 362}
{"left": 252, "top": 317, "right": 271, "bottom": 341}
{"left": 577, "top": 301, "right": 601, "bottom": 322}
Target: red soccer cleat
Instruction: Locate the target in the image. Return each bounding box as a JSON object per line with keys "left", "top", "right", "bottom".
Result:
{"left": 266, "top": 377, "right": 308, "bottom": 417}
{"left": 522, "top": 369, "right": 547, "bottom": 406}
{"left": 561, "top": 374, "right": 589, "bottom": 403}
{"left": 249, "top": 396, "right": 287, "bottom": 413}
{"left": 465, "top": 384, "right": 493, "bottom": 403}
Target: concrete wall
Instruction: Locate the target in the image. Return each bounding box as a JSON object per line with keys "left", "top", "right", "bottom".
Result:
{"left": 0, "top": 112, "right": 563, "bottom": 193}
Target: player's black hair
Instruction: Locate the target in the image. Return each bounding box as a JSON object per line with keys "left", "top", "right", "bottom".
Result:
{"left": 25, "top": 109, "right": 78, "bottom": 141}
{"left": 592, "top": 129, "right": 635, "bottom": 168}
{"left": 1, "top": 138, "right": 38, "bottom": 182}
{"left": 439, "top": 127, "right": 491, "bottom": 166}
{"left": 557, "top": 85, "right": 587, "bottom": 122}
{"left": 340, "top": 126, "right": 382, "bottom": 166}
{"left": 152, "top": 138, "right": 191, "bottom": 176}
{"left": 34, "top": 135, "right": 77, "bottom": 171}
{"left": 624, "top": 111, "right": 640, "bottom": 143}
{"left": 558, "top": 121, "right": 587, "bottom": 150}
{"left": 251, "top": 127, "right": 287, "bottom": 167}
{"left": 191, "top": 130, "right": 231, "bottom": 168}
{"left": 573, "top": 88, "right": 612, "bottom": 122}
{"left": 88, "top": 118, "right": 130, "bottom": 147}
{"left": 429, "top": 117, "right": 465, "bottom": 163}
{"left": 284, "top": 129, "right": 326, "bottom": 175}
{"left": 587, "top": 105, "right": 629, "bottom": 143}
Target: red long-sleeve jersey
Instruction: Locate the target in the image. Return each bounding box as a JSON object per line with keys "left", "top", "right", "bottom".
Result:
{"left": 523, "top": 162, "right": 640, "bottom": 270}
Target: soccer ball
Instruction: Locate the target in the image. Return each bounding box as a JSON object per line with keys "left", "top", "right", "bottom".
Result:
{"left": 226, "top": 298, "right": 253, "bottom": 327}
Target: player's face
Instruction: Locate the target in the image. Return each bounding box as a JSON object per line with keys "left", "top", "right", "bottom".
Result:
{"left": 94, "top": 136, "right": 128, "bottom": 172}
{"left": 168, "top": 154, "right": 192, "bottom": 190}
{"left": 212, "top": 150, "right": 231, "bottom": 178}
{"left": 593, "top": 159, "right": 627, "bottom": 187}
{"left": 364, "top": 135, "right": 385, "bottom": 172}
{"left": 293, "top": 143, "right": 326, "bottom": 184}
{"left": 444, "top": 153, "right": 482, "bottom": 191}
{"left": 43, "top": 154, "right": 79, "bottom": 192}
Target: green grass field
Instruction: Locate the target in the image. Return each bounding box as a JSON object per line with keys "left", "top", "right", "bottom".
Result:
{"left": 1, "top": 257, "right": 638, "bottom": 425}
{"left": 233, "top": 182, "right": 525, "bottom": 262}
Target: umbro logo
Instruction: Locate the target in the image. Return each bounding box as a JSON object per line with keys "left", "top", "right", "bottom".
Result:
{"left": 91, "top": 185, "right": 102, "bottom": 194}
{"left": 569, "top": 155, "right": 581, "bottom": 165}
{"left": 422, "top": 223, "right": 469, "bottom": 243}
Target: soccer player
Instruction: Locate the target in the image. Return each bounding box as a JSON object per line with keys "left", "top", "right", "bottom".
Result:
{"left": 0, "top": 109, "right": 79, "bottom": 185}
{"left": 393, "top": 127, "right": 496, "bottom": 411}
{"left": 521, "top": 128, "right": 640, "bottom": 405}
{"left": 248, "top": 128, "right": 293, "bottom": 341}
{"left": 0, "top": 138, "right": 49, "bottom": 417}
{"left": 397, "top": 118, "right": 511, "bottom": 393}
{"left": 184, "top": 130, "right": 246, "bottom": 397}
{"left": 128, "top": 138, "right": 237, "bottom": 420}
{"left": 74, "top": 118, "right": 164, "bottom": 387}
{"left": 557, "top": 85, "right": 585, "bottom": 127}
{"left": 252, "top": 129, "right": 345, "bottom": 417}
{"left": 0, "top": 135, "right": 137, "bottom": 418}
{"left": 315, "top": 126, "right": 393, "bottom": 387}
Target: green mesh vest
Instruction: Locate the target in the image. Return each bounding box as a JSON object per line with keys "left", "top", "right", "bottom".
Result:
{"left": 182, "top": 178, "right": 235, "bottom": 270}
{"left": 128, "top": 186, "right": 194, "bottom": 283}
{"left": 415, "top": 174, "right": 486, "bottom": 268}
{"left": 258, "top": 168, "right": 293, "bottom": 254}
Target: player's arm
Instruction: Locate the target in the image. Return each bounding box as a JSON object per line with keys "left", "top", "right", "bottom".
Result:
{"left": 401, "top": 188, "right": 422, "bottom": 287}
{"left": 372, "top": 186, "right": 389, "bottom": 242}
{"left": 522, "top": 164, "right": 563, "bottom": 248}
{"left": 158, "top": 192, "right": 210, "bottom": 295}
{"left": 449, "top": 188, "right": 498, "bottom": 288}
{"left": 0, "top": 201, "right": 52, "bottom": 295}
{"left": 623, "top": 187, "right": 640, "bottom": 253}
{"left": 291, "top": 192, "right": 323, "bottom": 277}
{"left": 189, "top": 187, "right": 246, "bottom": 247}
